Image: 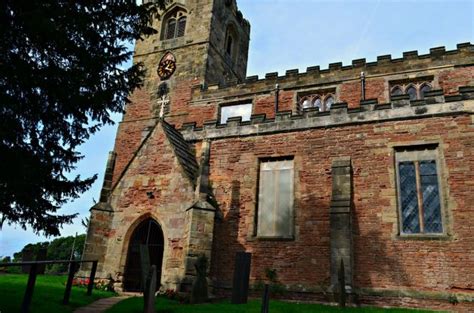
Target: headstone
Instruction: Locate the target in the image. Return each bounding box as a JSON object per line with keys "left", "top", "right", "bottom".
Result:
{"left": 21, "top": 248, "right": 34, "bottom": 273}
{"left": 261, "top": 284, "right": 270, "bottom": 313}
{"left": 140, "top": 244, "right": 151, "bottom": 292}
{"left": 190, "top": 255, "right": 209, "bottom": 304}
{"left": 144, "top": 265, "right": 157, "bottom": 313}
{"left": 231, "top": 252, "right": 251, "bottom": 304}
{"left": 338, "top": 259, "right": 346, "bottom": 307}
{"left": 36, "top": 248, "right": 47, "bottom": 274}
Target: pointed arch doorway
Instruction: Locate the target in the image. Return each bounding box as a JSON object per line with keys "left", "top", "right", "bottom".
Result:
{"left": 123, "top": 218, "right": 164, "bottom": 292}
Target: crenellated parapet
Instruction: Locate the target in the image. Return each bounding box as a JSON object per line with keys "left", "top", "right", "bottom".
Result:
{"left": 192, "top": 42, "right": 473, "bottom": 96}
{"left": 180, "top": 86, "right": 474, "bottom": 141}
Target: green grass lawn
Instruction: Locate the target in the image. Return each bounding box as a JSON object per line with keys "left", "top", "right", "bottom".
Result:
{"left": 106, "top": 297, "right": 440, "bottom": 313}
{"left": 0, "top": 274, "right": 115, "bottom": 313}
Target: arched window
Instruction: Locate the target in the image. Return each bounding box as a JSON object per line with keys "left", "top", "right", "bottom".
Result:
{"left": 225, "top": 24, "right": 239, "bottom": 61}
{"left": 406, "top": 85, "right": 417, "bottom": 101}
{"left": 301, "top": 97, "right": 312, "bottom": 109}
{"left": 226, "top": 35, "right": 233, "bottom": 56}
{"left": 314, "top": 98, "right": 323, "bottom": 111}
{"left": 391, "top": 86, "right": 403, "bottom": 97}
{"left": 162, "top": 8, "right": 187, "bottom": 40}
{"left": 324, "top": 96, "right": 334, "bottom": 111}
{"left": 420, "top": 84, "right": 432, "bottom": 99}
{"left": 390, "top": 80, "right": 434, "bottom": 101}
{"left": 298, "top": 91, "right": 336, "bottom": 113}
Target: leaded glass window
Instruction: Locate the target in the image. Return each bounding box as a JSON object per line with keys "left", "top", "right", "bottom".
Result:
{"left": 177, "top": 17, "right": 187, "bottom": 37}
{"left": 396, "top": 147, "right": 444, "bottom": 235}
{"left": 165, "top": 19, "right": 176, "bottom": 39}
{"left": 257, "top": 159, "right": 294, "bottom": 238}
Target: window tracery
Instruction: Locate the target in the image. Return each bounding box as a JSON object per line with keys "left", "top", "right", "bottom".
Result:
{"left": 390, "top": 81, "right": 432, "bottom": 100}
{"left": 163, "top": 9, "right": 187, "bottom": 40}
{"left": 298, "top": 92, "right": 336, "bottom": 112}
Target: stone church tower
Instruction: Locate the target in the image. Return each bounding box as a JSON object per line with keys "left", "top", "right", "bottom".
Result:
{"left": 81, "top": 0, "right": 250, "bottom": 291}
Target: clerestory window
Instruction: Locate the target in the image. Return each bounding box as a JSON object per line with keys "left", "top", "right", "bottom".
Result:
{"left": 395, "top": 145, "right": 444, "bottom": 235}
{"left": 299, "top": 93, "right": 335, "bottom": 113}
{"left": 219, "top": 103, "right": 252, "bottom": 124}
{"left": 390, "top": 82, "right": 432, "bottom": 100}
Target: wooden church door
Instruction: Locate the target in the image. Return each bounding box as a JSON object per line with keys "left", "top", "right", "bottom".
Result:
{"left": 123, "top": 218, "right": 164, "bottom": 291}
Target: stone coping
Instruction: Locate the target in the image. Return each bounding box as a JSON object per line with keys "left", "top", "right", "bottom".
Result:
{"left": 179, "top": 87, "right": 474, "bottom": 142}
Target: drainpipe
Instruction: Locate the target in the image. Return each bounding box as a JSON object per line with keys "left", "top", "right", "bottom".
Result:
{"left": 360, "top": 72, "right": 366, "bottom": 101}
{"left": 275, "top": 84, "right": 280, "bottom": 115}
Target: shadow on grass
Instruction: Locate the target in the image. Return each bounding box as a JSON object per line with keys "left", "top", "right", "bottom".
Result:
{"left": 105, "top": 296, "right": 440, "bottom": 313}
{"left": 0, "top": 274, "right": 115, "bottom": 313}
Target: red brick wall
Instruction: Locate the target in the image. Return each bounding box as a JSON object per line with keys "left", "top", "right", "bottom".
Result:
{"left": 439, "top": 67, "right": 474, "bottom": 95}
{"left": 208, "top": 115, "right": 474, "bottom": 309}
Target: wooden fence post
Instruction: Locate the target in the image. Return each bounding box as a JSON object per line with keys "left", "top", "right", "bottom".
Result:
{"left": 63, "top": 261, "right": 77, "bottom": 304}
{"left": 87, "top": 260, "right": 98, "bottom": 296}
{"left": 21, "top": 263, "right": 38, "bottom": 313}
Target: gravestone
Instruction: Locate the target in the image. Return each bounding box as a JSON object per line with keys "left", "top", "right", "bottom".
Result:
{"left": 144, "top": 265, "right": 157, "bottom": 313}
{"left": 36, "top": 248, "right": 47, "bottom": 274}
{"left": 139, "top": 244, "right": 151, "bottom": 292}
{"left": 261, "top": 284, "right": 270, "bottom": 313}
{"left": 21, "top": 248, "right": 34, "bottom": 273}
{"left": 338, "top": 259, "right": 346, "bottom": 307}
{"left": 231, "top": 252, "right": 251, "bottom": 304}
{"left": 190, "top": 255, "right": 209, "bottom": 304}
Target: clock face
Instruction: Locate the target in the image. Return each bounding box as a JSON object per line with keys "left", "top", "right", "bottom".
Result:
{"left": 157, "top": 52, "right": 176, "bottom": 80}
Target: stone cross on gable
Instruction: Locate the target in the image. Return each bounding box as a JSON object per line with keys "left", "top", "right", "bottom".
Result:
{"left": 157, "top": 95, "right": 170, "bottom": 118}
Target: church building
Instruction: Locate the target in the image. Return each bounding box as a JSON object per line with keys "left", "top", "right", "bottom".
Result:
{"left": 81, "top": 0, "right": 474, "bottom": 311}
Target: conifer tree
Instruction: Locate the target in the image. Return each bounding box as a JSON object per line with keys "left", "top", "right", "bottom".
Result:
{"left": 0, "top": 0, "right": 165, "bottom": 236}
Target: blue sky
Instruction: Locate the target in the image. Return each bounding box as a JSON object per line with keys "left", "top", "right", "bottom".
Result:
{"left": 1, "top": 0, "right": 473, "bottom": 258}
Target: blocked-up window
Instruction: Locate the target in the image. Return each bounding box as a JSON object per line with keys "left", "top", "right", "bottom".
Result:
{"left": 219, "top": 103, "right": 252, "bottom": 124}
{"left": 395, "top": 146, "right": 444, "bottom": 235}
{"left": 257, "top": 159, "right": 294, "bottom": 238}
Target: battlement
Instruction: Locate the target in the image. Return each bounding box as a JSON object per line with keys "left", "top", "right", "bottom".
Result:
{"left": 180, "top": 86, "right": 474, "bottom": 141}
{"left": 194, "top": 42, "right": 473, "bottom": 94}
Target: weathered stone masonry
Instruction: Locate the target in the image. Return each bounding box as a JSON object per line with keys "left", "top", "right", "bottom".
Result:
{"left": 82, "top": 0, "right": 474, "bottom": 311}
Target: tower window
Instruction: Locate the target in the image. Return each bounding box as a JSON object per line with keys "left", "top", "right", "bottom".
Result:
{"left": 177, "top": 16, "right": 187, "bottom": 37}
{"left": 226, "top": 35, "right": 233, "bottom": 56}
{"left": 163, "top": 9, "right": 187, "bottom": 40}
{"left": 224, "top": 24, "right": 239, "bottom": 61}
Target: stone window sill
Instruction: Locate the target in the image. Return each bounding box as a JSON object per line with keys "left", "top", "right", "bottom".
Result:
{"left": 395, "top": 233, "right": 452, "bottom": 241}
{"left": 247, "top": 236, "right": 295, "bottom": 242}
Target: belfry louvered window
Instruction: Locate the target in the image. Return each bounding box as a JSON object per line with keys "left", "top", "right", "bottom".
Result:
{"left": 395, "top": 146, "right": 444, "bottom": 235}
{"left": 257, "top": 159, "right": 294, "bottom": 238}
{"left": 163, "top": 9, "right": 187, "bottom": 40}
